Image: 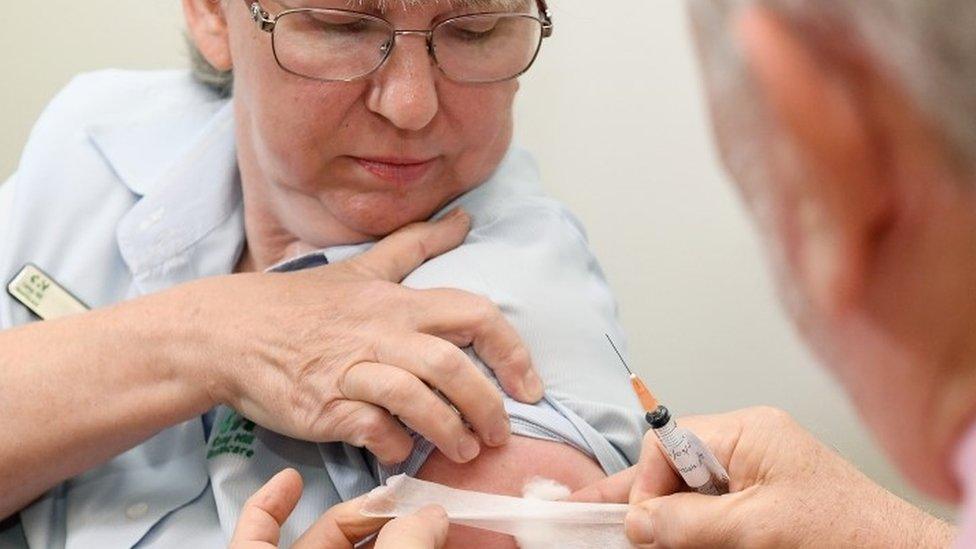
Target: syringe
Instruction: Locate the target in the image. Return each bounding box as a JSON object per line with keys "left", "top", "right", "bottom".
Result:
{"left": 605, "top": 335, "right": 730, "bottom": 496}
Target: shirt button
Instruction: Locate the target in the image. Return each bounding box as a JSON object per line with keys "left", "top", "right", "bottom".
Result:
{"left": 125, "top": 502, "right": 149, "bottom": 520}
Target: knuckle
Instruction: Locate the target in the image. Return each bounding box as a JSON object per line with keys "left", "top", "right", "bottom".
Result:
{"left": 482, "top": 391, "right": 506, "bottom": 419}
{"left": 357, "top": 409, "right": 389, "bottom": 440}
{"left": 470, "top": 295, "right": 500, "bottom": 322}
{"left": 344, "top": 256, "right": 385, "bottom": 279}
{"left": 361, "top": 278, "right": 396, "bottom": 297}
{"left": 427, "top": 341, "right": 464, "bottom": 377}
{"left": 407, "top": 232, "right": 431, "bottom": 262}
{"left": 752, "top": 406, "right": 794, "bottom": 428}
{"left": 376, "top": 373, "right": 412, "bottom": 403}
{"left": 438, "top": 412, "right": 467, "bottom": 439}
{"left": 502, "top": 343, "right": 531, "bottom": 372}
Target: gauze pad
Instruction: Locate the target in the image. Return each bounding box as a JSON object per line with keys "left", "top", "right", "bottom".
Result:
{"left": 361, "top": 474, "right": 630, "bottom": 548}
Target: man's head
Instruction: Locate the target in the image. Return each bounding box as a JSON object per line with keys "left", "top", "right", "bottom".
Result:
{"left": 688, "top": 0, "right": 976, "bottom": 500}
{"left": 183, "top": 0, "right": 545, "bottom": 248}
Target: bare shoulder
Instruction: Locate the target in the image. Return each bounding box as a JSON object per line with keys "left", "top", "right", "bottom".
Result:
{"left": 416, "top": 436, "right": 606, "bottom": 548}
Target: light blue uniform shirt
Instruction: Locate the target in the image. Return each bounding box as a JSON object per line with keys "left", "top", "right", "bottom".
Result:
{"left": 0, "top": 70, "right": 644, "bottom": 548}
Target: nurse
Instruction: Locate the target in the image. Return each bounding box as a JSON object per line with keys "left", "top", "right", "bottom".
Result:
{"left": 0, "top": 0, "right": 644, "bottom": 546}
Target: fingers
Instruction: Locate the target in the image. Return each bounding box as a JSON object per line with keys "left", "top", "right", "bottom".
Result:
{"left": 230, "top": 469, "right": 304, "bottom": 547}
{"left": 293, "top": 495, "right": 389, "bottom": 549}
{"left": 631, "top": 412, "right": 747, "bottom": 503}
{"left": 324, "top": 400, "right": 416, "bottom": 465}
{"left": 566, "top": 466, "right": 637, "bottom": 503}
{"left": 376, "top": 334, "right": 510, "bottom": 448}
{"left": 349, "top": 209, "right": 471, "bottom": 282}
{"left": 341, "top": 362, "right": 483, "bottom": 464}
{"left": 375, "top": 505, "right": 450, "bottom": 549}
{"left": 630, "top": 433, "right": 685, "bottom": 504}
{"left": 407, "top": 288, "right": 543, "bottom": 403}
{"left": 626, "top": 492, "right": 737, "bottom": 548}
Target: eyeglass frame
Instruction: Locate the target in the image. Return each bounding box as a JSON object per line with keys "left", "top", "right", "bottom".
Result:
{"left": 245, "top": 0, "right": 554, "bottom": 84}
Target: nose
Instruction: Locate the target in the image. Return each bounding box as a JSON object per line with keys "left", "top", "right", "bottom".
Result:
{"left": 366, "top": 34, "right": 440, "bottom": 132}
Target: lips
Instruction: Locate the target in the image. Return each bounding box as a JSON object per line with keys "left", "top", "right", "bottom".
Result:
{"left": 353, "top": 156, "right": 438, "bottom": 185}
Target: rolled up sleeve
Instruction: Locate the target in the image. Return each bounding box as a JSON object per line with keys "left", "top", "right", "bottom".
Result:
{"left": 378, "top": 199, "right": 646, "bottom": 480}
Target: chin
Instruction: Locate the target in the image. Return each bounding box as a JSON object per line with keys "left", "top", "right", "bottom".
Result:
{"left": 339, "top": 204, "right": 439, "bottom": 238}
{"left": 334, "top": 186, "right": 465, "bottom": 238}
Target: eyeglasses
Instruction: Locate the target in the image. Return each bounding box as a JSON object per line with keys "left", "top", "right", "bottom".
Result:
{"left": 246, "top": 0, "right": 553, "bottom": 84}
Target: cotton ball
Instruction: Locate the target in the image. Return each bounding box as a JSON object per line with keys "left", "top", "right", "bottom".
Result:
{"left": 521, "top": 477, "right": 572, "bottom": 501}
{"left": 514, "top": 477, "right": 572, "bottom": 549}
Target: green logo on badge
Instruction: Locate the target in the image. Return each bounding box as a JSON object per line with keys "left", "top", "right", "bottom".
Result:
{"left": 207, "top": 410, "right": 257, "bottom": 459}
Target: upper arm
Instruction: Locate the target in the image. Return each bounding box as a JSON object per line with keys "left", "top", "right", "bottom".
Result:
{"left": 381, "top": 202, "right": 647, "bottom": 546}
{"left": 401, "top": 203, "right": 646, "bottom": 470}
{"left": 416, "top": 437, "right": 606, "bottom": 548}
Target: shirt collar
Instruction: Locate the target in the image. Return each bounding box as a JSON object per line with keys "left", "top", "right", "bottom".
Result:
{"left": 87, "top": 92, "right": 541, "bottom": 292}
{"left": 93, "top": 101, "right": 245, "bottom": 293}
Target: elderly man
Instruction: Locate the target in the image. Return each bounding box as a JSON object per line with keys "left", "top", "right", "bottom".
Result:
{"left": 569, "top": 0, "right": 976, "bottom": 547}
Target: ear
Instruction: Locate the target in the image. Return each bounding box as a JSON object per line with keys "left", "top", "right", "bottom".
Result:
{"left": 735, "top": 6, "right": 890, "bottom": 318}
{"left": 183, "top": 0, "right": 233, "bottom": 71}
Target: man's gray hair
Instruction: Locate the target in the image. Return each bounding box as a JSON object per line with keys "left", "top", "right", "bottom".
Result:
{"left": 731, "top": 0, "right": 976, "bottom": 177}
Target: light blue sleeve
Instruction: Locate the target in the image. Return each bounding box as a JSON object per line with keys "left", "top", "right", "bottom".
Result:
{"left": 378, "top": 200, "right": 647, "bottom": 480}
{"left": 0, "top": 174, "right": 17, "bottom": 331}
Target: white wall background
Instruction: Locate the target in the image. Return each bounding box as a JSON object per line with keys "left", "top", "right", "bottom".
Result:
{"left": 0, "top": 0, "right": 951, "bottom": 518}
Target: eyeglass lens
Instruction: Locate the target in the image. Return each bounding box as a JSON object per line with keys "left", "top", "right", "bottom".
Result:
{"left": 271, "top": 10, "right": 543, "bottom": 82}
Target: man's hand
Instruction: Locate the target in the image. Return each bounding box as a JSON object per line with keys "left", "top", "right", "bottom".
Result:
{"left": 570, "top": 407, "right": 955, "bottom": 548}
{"left": 162, "top": 208, "right": 544, "bottom": 465}
{"left": 230, "top": 469, "right": 449, "bottom": 549}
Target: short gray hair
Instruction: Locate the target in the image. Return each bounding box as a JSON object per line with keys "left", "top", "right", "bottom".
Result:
{"left": 705, "top": 0, "right": 976, "bottom": 177}
{"left": 188, "top": 34, "right": 234, "bottom": 98}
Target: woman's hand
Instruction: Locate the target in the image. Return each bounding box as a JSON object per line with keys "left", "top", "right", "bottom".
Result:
{"left": 570, "top": 407, "right": 955, "bottom": 548}
{"left": 230, "top": 469, "right": 448, "bottom": 549}
{"left": 168, "top": 209, "right": 543, "bottom": 465}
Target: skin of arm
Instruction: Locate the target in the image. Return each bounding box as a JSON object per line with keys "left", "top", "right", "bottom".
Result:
{"left": 414, "top": 436, "right": 607, "bottom": 547}
{"left": 0, "top": 213, "right": 541, "bottom": 520}
{"left": 0, "top": 292, "right": 215, "bottom": 518}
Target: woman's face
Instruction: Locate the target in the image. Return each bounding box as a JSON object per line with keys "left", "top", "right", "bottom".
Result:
{"left": 222, "top": 0, "right": 525, "bottom": 245}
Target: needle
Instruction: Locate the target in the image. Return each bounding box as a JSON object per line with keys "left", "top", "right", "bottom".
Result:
{"left": 605, "top": 334, "right": 660, "bottom": 412}
{"left": 605, "top": 334, "right": 634, "bottom": 375}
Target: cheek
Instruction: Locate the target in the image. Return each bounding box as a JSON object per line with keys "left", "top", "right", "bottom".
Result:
{"left": 230, "top": 27, "right": 361, "bottom": 181}
{"left": 249, "top": 82, "right": 361, "bottom": 178}
{"left": 441, "top": 82, "right": 518, "bottom": 184}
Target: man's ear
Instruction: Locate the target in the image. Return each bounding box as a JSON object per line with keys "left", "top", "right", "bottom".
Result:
{"left": 734, "top": 6, "right": 890, "bottom": 318}
{"left": 183, "top": 0, "right": 232, "bottom": 71}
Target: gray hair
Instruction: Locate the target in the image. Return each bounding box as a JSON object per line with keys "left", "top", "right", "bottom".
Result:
{"left": 698, "top": 0, "right": 976, "bottom": 178}
{"left": 188, "top": 34, "right": 234, "bottom": 98}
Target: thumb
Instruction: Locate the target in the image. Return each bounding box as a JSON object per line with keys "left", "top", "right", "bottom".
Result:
{"left": 230, "top": 469, "right": 304, "bottom": 547}
{"left": 375, "top": 505, "right": 450, "bottom": 549}
{"left": 626, "top": 493, "right": 735, "bottom": 548}
{"left": 347, "top": 208, "right": 471, "bottom": 282}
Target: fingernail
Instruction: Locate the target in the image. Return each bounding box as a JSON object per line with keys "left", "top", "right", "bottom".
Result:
{"left": 487, "top": 418, "right": 511, "bottom": 447}
{"left": 443, "top": 208, "right": 466, "bottom": 222}
{"left": 523, "top": 370, "right": 545, "bottom": 400}
{"left": 421, "top": 504, "right": 448, "bottom": 520}
{"left": 458, "top": 434, "right": 481, "bottom": 462}
{"left": 625, "top": 507, "right": 655, "bottom": 545}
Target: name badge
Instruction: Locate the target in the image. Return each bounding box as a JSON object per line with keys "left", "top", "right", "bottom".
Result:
{"left": 6, "top": 264, "right": 89, "bottom": 320}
